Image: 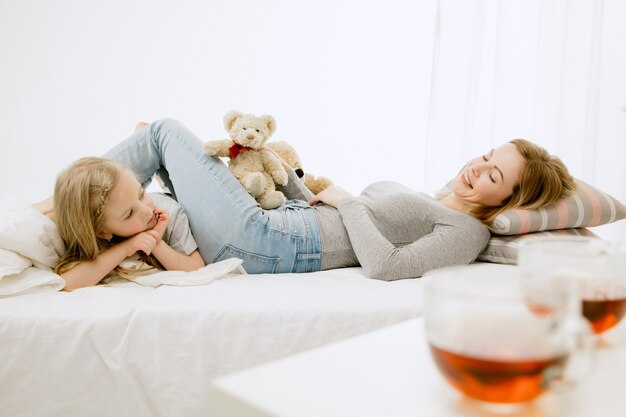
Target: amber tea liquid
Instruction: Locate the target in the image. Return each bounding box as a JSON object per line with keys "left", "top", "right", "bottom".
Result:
{"left": 429, "top": 344, "right": 569, "bottom": 404}
{"left": 582, "top": 297, "right": 626, "bottom": 334}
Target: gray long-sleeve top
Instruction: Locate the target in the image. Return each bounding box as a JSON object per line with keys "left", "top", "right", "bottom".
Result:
{"left": 336, "top": 181, "right": 490, "bottom": 280}
{"left": 279, "top": 171, "right": 490, "bottom": 281}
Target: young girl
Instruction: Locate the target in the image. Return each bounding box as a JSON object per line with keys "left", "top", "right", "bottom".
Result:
{"left": 52, "top": 157, "right": 204, "bottom": 291}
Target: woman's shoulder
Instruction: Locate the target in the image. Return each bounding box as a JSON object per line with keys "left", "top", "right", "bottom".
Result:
{"left": 439, "top": 206, "right": 491, "bottom": 241}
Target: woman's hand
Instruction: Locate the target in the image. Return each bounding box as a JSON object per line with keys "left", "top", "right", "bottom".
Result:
{"left": 309, "top": 186, "right": 354, "bottom": 208}
{"left": 134, "top": 121, "right": 150, "bottom": 133}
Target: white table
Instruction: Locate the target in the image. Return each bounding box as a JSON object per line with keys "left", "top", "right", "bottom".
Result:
{"left": 210, "top": 318, "right": 626, "bottom": 417}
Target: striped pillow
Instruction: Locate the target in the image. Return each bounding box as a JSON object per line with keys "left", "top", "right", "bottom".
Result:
{"left": 478, "top": 228, "right": 598, "bottom": 265}
{"left": 490, "top": 179, "right": 625, "bottom": 235}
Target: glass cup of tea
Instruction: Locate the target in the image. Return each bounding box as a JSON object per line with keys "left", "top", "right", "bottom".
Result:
{"left": 518, "top": 237, "right": 626, "bottom": 343}
{"left": 423, "top": 265, "right": 593, "bottom": 413}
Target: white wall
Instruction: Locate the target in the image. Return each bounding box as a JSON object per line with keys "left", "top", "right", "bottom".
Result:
{"left": 1, "top": 0, "right": 624, "bottom": 239}
{"left": 0, "top": 0, "right": 436, "bottom": 201}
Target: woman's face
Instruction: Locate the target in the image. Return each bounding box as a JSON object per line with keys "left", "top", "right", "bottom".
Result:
{"left": 451, "top": 143, "right": 525, "bottom": 207}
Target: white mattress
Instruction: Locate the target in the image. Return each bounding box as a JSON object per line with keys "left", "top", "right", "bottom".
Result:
{"left": 0, "top": 263, "right": 510, "bottom": 417}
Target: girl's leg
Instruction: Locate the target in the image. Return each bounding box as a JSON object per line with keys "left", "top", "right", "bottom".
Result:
{"left": 104, "top": 119, "right": 322, "bottom": 273}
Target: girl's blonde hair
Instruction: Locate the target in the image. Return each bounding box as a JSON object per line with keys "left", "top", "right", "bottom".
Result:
{"left": 468, "top": 139, "right": 575, "bottom": 227}
{"left": 54, "top": 157, "right": 161, "bottom": 279}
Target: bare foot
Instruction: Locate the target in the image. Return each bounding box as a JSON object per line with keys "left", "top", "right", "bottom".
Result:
{"left": 134, "top": 121, "right": 149, "bottom": 133}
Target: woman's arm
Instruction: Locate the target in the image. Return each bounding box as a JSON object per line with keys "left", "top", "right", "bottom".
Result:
{"left": 309, "top": 186, "right": 353, "bottom": 207}
{"left": 336, "top": 197, "right": 490, "bottom": 280}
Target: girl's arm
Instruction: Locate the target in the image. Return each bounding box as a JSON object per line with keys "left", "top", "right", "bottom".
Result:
{"left": 61, "top": 231, "right": 160, "bottom": 291}
{"left": 151, "top": 245, "right": 205, "bottom": 271}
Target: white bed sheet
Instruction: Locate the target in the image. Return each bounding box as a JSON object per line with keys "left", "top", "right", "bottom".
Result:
{"left": 0, "top": 263, "right": 511, "bottom": 417}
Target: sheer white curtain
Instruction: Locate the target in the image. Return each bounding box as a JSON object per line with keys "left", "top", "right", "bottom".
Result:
{"left": 425, "top": 0, "right": 626, "bottom": 210}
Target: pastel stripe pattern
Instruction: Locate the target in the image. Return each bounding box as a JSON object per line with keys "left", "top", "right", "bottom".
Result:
{"left": 578, "top": 181, "right": 602, "bottom": 226}
{"left": 490, "top": 179, "right": 625, "bottom": 235}
{"left": 554, "top": 200, "right": 570, "bottom": 230}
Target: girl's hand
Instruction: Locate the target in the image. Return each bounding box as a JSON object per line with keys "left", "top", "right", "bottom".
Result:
{"left": 124, "top": 231, "right": 159, "bottom": 257}
{"left": 151, "top": 208, "right": 170, "bottom": 239}
{"left": 309, "top": 186, "right": 354, "bottom": 208}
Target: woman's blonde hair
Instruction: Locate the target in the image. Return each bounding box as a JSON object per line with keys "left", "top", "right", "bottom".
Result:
{"left": 469, "top": 139, "right": 575, "bottom": 227}
{"left": 54, "top": 157, "right": 161, "bottom": 279}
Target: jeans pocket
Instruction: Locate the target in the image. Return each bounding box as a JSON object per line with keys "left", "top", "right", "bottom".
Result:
{"left": 293, "top": 252, "right": 321, "bottom": 273}
{"left": 213, "top": 244, "right": 281, "bottom": 274}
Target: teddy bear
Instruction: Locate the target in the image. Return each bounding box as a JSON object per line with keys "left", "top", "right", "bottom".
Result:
{"left": 204, "top": 110, "right": 289, "bottom": 209}
{"left": 266, "top": 141, "right": 334, "bottom": 196}
{"left": 303, "top": 172, "right": 334, "bottom": 196}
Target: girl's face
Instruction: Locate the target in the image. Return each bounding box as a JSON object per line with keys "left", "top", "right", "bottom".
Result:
{"left": 451, "top": 143, "right": 525, "bottom": 207}
{"left": 100, "top": 169, "right": 157, "bottom": 239}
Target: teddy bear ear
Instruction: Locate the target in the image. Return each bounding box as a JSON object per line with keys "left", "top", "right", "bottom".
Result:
{"left": 224, "top": 110, "right": 243, "bottom": 131}
{"left": 262, "top": 115, "right": 276, "bottom": 136}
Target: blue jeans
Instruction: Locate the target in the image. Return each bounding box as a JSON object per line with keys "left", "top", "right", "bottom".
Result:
{"left": 104, "top": 118, "right": 322, "bottom": 274}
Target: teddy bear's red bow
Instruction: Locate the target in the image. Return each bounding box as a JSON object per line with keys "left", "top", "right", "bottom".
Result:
{"left": 229, "top": 143, "right": 253, "bottom": 159}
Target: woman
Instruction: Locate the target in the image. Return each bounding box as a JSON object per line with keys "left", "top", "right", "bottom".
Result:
{"left": 96, "top": 118, "right": 574, "bottom": 281}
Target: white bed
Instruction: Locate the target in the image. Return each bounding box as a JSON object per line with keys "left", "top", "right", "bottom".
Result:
{"left": 0, "top": 194, "right": 556, "bottom": 416}
{"left": 0, "top": 262, "right": 512, "bottom": 417}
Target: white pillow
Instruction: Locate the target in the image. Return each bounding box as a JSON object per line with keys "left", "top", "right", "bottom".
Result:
{"left": 0, "top": 266, "right": 65, "bottom": 296}
{"left": 0, "top": 249, "right": 31, "bottom": 278}
{"left": 437, "top": 178, "right": 625, "bottom": 234}
{"left": 490, "top": 179, "right": 625, "bottom": 235}
{"left": 0, "top": 194, "right": 65, "bottom": 269}
{"left": 0, "top": 248, "right": 65, "bottom": 296}
{"left": 477, "top": 228, "right": 598, "bottom": 265}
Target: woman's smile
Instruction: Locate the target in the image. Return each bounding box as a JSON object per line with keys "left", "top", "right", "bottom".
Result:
{"left": 460, "top": 170, "right": 472, "bottom": 189}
